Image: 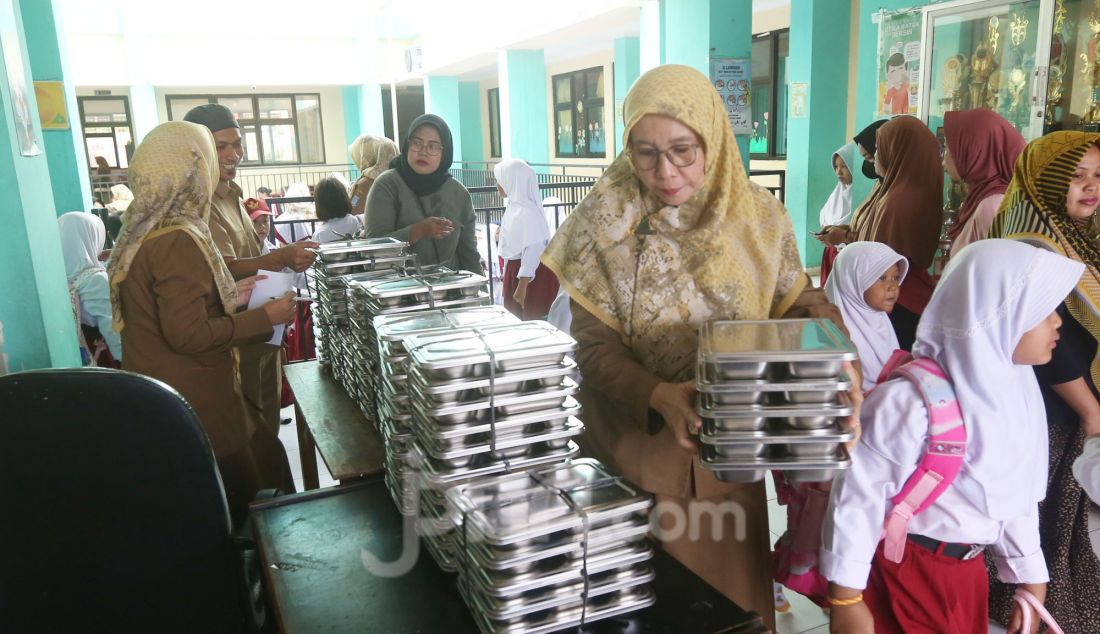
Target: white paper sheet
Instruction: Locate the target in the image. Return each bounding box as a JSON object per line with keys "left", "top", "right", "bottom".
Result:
{"left": 247, "top": 269, "right": 296, "bottom": 346}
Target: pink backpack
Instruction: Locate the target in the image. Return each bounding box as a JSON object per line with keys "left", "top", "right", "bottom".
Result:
{"left": 875, "top": 352, "right": 967, "bottom": 563}
{"left": 773, "top": 352, "right": 965, "bottom": 603}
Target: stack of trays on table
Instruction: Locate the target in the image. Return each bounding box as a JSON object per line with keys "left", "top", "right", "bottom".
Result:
{"left": 347, "top": 267, "right": 491, "bottom": 424}
{"left": 696, "top": 318, "right": 858, "bottom": 483}
{"left": 306, "top": 237, "right": 408, "bottom": 373}
{"left": 367, "top": 305, "right": 521, "bottom": 508}
{"left": 400, "top": 321, "right": 583, "bottom": 568}
{"left": 444, "top": 459, "right": 656, "bottom": 634}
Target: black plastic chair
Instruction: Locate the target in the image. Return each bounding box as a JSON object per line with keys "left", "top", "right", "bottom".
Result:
{"left": 0, "top": 368, "right": 266, "bottom": 633}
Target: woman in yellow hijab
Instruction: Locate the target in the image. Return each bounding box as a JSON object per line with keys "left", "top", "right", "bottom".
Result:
{"left": 108, "top": 121, "right": 296, "bottom": 522}
{"left": 348, "top": 134, "right": 399, "bottom": 214}
{"left": 542, "top": 64, "right": 851, "bottom": 627}
{"left": 986, "top": 131, "right": 1100, "bottom": 631}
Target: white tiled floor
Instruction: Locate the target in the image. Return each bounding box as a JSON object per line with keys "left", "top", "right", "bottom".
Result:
{"left": 277, "top": 404, "right": 1100, "bottom": 634}
{"left": 768, "top": 482, "right": 1100, "bottom": 634}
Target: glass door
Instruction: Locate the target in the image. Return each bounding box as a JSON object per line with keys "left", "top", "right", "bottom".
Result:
{"left": 920, "top": 0, "right": 1055, "bottom": 141}
{"left": 1042, "top": 0, "right": 1100, "bottom": 133}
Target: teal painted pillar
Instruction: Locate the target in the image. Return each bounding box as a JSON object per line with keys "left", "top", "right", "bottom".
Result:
{"left": 498, "top": 49, "right": 549, "bottom": 163}
{"left": 661, "top": 0, "right": 752, "bottom": 170}
{"left": 0, "top": 0, "right": 81, "bottom": 370}
{"left": 786, "top": 0, "right": 852, "bottom": 265}
{"left": 20, "top": 0, "right": 90, "bottom": 214}
{"left": 853, "top": 0, "right": 913, "bottom": 206}
{"left": 613, "top": 36, "right": 641, "bottom": 156}
{"left": 341, "top": 83, "right": 387, "bottom": 163}
{"left": 458, "top": 81, "right": 484, "bottom": 163}
{"left": 342, "top": 85, "right": 362, "bottom": 161}
{"left": 129, "top": 84, "right": 157, "bottom": 143}
{"left": 425, "top": 75, "right": 465, "bottom": 162}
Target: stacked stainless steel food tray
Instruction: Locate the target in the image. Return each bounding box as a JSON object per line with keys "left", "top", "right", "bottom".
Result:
{"left": 444, "top": 459, "right": 656, "bottom": 634}
{"left": 346, "top": 268, "right": 493, "bottom": 424}
{"left": 368, "top": 306, "right": 520, "bottom": 512}
{"left": 400, "top": 321, "right": 586, "bottom": 569}
{"left": 696, "top": 318, "right": 858, "bottom": 483}
{"left": 306, "top": 237, "right": 409, "bottom": 379}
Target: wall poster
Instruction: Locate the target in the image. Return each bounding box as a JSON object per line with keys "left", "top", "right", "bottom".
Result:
{"left": 877, "top": 9, "right": 923, "bottom": 116}
{"left": 709, "top": 58, "right": 752, "bottom": 135}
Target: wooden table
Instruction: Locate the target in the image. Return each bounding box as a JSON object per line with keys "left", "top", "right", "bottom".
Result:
{"left": 251, "top": 478, "right": 768, "bottom": 634}
{"left": 283, "top": 361, "right": 385, "bottom": 489}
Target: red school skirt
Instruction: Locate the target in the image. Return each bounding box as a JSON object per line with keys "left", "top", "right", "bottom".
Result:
{"left": 502, "top": 259, "right": 559, "bottom": 320}
{"left": 862, "top": 539, "right": 988, "bottom": 634}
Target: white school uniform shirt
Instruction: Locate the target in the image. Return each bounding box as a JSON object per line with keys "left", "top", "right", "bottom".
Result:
{"left": 822, "top": 239, "right": 1087, "bottom": 592}
{"left": 495, "top": 159, "right": 551, "bottom": 280}
{"left": 1073, "top": 437, "right": 1100, "bottom": 506}
{"left": 820, "top": 379, "right": 1049, "bottom": 590}
{"left": 312, "top": 214, "right": 362, "bottom": 244}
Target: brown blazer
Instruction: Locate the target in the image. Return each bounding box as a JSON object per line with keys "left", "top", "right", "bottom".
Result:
{"left": 118, "top": 231, "right": 273, "bottom": 457}
{"left": 572, "top": 279, "right": 845, "bottom": 499}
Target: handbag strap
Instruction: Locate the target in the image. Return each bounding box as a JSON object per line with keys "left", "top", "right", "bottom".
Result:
{"left": 1015, "top": 588, "right": 1064, "bottom": 634}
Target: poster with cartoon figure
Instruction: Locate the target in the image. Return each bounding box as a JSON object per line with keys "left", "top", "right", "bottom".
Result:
{"left": 877, "top": 10, "right": 922, "bottom": 117}
{"left": 709, "top": 58, "right": 752, "bottom": 135}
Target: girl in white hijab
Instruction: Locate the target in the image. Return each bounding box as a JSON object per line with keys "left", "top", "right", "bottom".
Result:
{"left": 823, "top": 239, "right": 1082, "bottom": 634}
{"left": 494, "top": 159, "right": 559, "bottom": 319}
{"left": 106, "top": 184, "right": 134, "bottom": 213}
{"left": 58, "top": 211, "right": 121, "bottom": 360}
{"left": 817, "top": 143, "right": 857, "bottom": 285}
{"left": 823, "top": 241, "right": 907, "bottom": 390}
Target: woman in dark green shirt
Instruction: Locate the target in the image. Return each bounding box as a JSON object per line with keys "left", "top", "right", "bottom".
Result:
{"left": 364, "top": 114, "right": 482, "bottom": 273}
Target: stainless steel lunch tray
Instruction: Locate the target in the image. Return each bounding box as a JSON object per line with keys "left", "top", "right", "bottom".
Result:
{"left": 447, "top": 460, "right": 653, "bottom": 547}
{"left": 405, "top": 321, "right": 576, "bottom": 381}
{"left": 310, "top": 236, "right": 406, "bottom": 260}
{"left": 459, "top": 541, "right": 654, "bottom": 598}
{"left": 407, "top": 359, "right": 578, "bottom": 405}
{"left": 365, "top": 293, "right": 491, "bottom": 316}
{"left": 363, "top": 270, "right": 488, "bottom": 300}
{"left": 408, "top": 441, "right": 581, "bottom": 487}
{"left": 699, "top": 444, "right": 852, "bottom": 483}
{"left": 463, "top": 515, "right": 651, "bottom": 572}
{"left": 413, "top": 417, "right": 584, "bottom": 461}
{"left": 409, "top": 377, "right": 578, "bottom": 425}
{"left": 463, "top": 562, "right": 655, "bottom": 621}
{"left": 698, "top": 395, "right": 853, "bottom": 430}
{"left": 701, "top": 423, "right": 853, "bottom": 460}
{"left": 374, "top": 306, "right": 519, "bottom": 342}
{"left": 698, "top": 318, "right": 858, "bottom": 378}
{"left": 460, "top": 576, "right": 656, "bottom": 634}
{"left": 413, "top": 397, "right": 581, "bottom": 441}
{"left": 696, "top": 371, "right": 852, "bottom": 405}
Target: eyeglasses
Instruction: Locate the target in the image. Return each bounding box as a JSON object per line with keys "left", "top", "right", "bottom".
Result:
{"left": 408, "top": 137, "right": 444, "bottom": 156}
{"left": 629, "top": 143, "right": 700, "bottom": 171}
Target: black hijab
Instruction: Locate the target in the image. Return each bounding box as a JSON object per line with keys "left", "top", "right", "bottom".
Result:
{"left": 388, "top": 114, "right": 454, "bottom": 196}
{"left": 854, "top": 119, "right": 889, "bottom": 180}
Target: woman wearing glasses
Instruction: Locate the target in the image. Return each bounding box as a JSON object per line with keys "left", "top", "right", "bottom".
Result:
{"left": 364, "top": 114, "right": 482, "bottom": 272}
{"left": 542, "top": 65, "right": 854, "bottom": 631}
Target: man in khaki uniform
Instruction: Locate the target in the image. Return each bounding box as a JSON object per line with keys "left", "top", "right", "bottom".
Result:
{"left": 184, "top": 104, "right": 317, "bottom": 492}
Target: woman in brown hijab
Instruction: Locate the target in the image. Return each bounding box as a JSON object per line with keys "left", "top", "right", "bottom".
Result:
{"left": 835, "top": 116, "right": 942, "bottom": 350}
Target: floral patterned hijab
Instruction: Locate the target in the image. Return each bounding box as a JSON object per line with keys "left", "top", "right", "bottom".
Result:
{"left": 541, "top": 64, "right": 805, "bottom": 379}
{"left": 107, "top": 121, "right": 236, "bottom": 331}
{"left": 349, "top": 134, "right": 399, "bottom": 181}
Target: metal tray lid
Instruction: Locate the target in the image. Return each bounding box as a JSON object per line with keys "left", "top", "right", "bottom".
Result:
{"left": 697, "top": 394, "right": 854, "bottom": 416}
{"left": 405, "top": 321, "right": 577, "bottom": 370}
{"left": 365, "top": 294, "right": 492, "bottom": 316}
{"left": 408, "top": 357, "right": 578, "bottom": 395}
{"left": 412, "top": 377, "right": 579, "bottom": 418}
{"left": 417, "top": 397, "right": 582, "bottom": 440}
{"left": 414, "top": 417, "right": 585, "bottom": 461}
{"left": 696, "top": 374, "right": 853, "bottom": 393}
{"left": 698, "top": 318, "right": 858, "bottom": 363}
{"left": 408, "top": 441, "right": 581, "bottom": 486}
{"left": 374, "top": 305, "right": 519, "bottom": 341}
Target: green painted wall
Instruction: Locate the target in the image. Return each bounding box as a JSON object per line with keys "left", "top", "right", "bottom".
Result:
{"left": 425, "top": 75, "right": 465, "bottom": 161}
{"left": 786, "top": 0, "right": 852, "bottom": 265}
{"left": 342, "top": 83, "right": 388, "bottom": 163}
{"left": 20, "top": 0, "right": 89, "bottom": 214}
{"left": 613, "top": 36, "right": 640, "bottom": 156}
{"left": 0, "top": 0, "right": 80, "bottom": 370}
{"left": 499, "top": 49, "right": 549, "bottom": 163}
{"left": 458, "top": 81, "right": 484, "bottom": 163}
